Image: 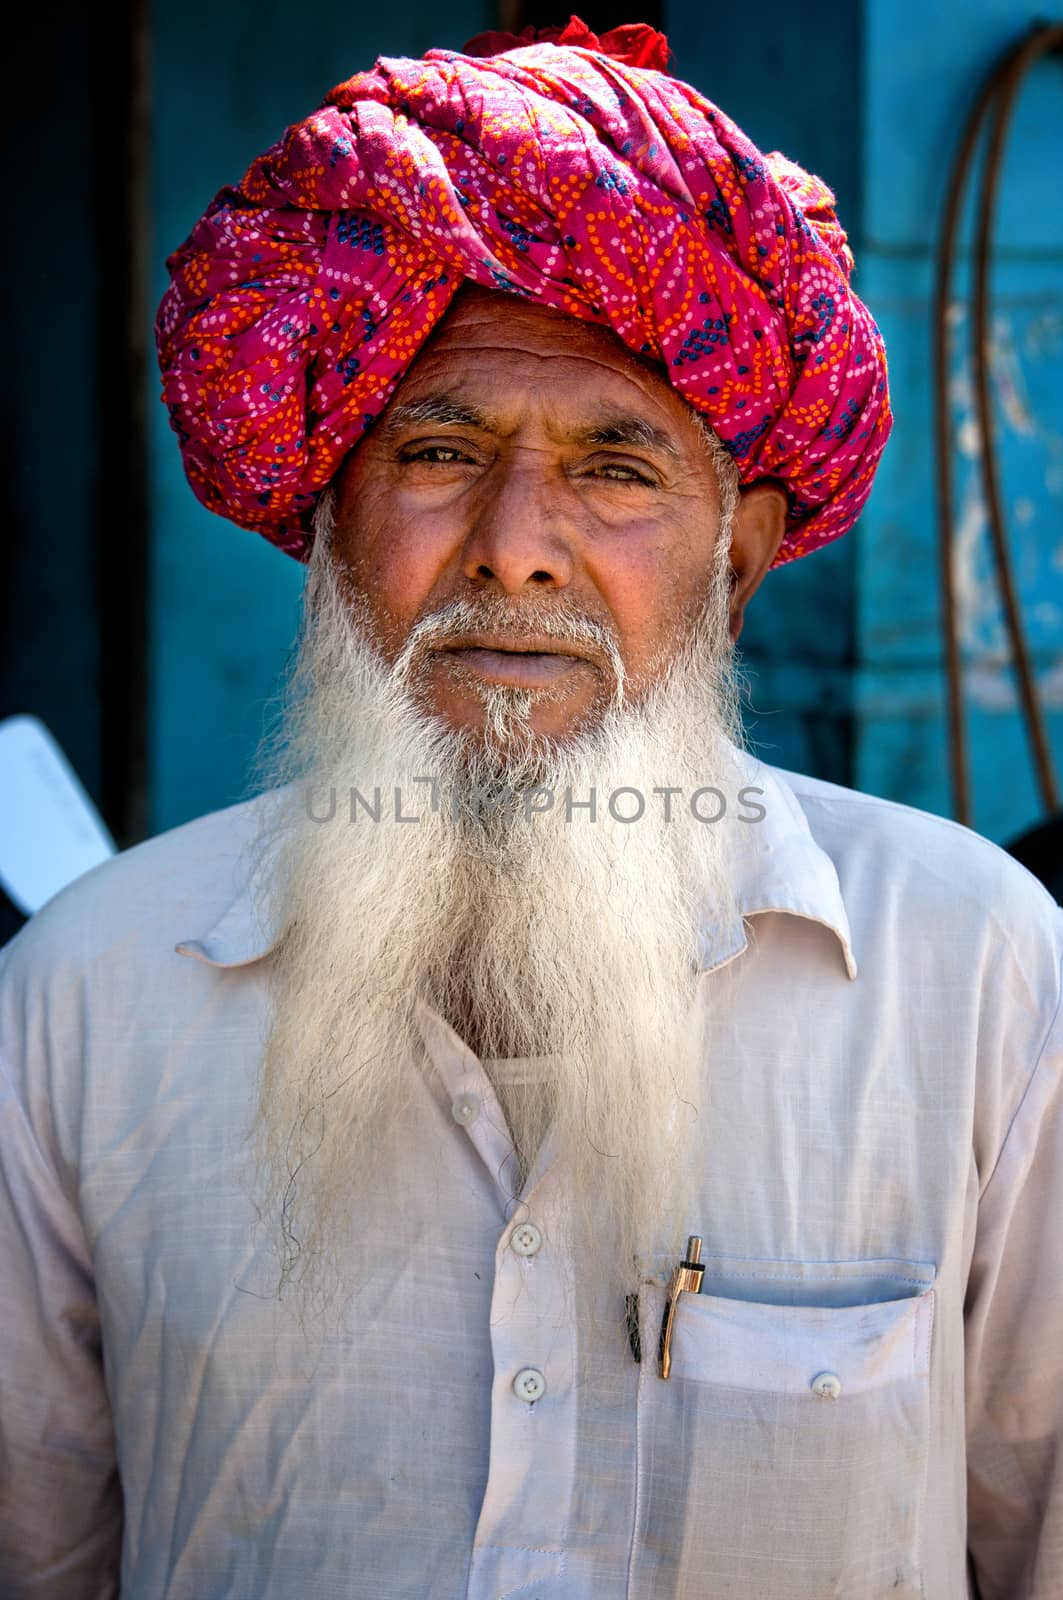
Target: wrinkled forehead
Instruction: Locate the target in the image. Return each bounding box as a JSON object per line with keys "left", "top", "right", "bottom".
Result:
{"left": 421, "top": 280, "right": 672, "bottom": 379}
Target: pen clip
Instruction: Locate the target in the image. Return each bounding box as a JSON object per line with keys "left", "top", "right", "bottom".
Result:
{"left": 657, "top": 1234, "right": 704, "bottom": 1380}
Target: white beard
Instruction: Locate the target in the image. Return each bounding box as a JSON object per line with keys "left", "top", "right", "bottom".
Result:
{"left": 242, "top": 511, "right": 746, "bottom": 1330}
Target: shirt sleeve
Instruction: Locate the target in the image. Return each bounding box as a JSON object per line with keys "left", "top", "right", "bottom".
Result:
{"left": 0, "top": 1044, "right": 123, "bottom": 1598}
{"left": 965, "top": 947, "right": 1063, "bottom": 1598}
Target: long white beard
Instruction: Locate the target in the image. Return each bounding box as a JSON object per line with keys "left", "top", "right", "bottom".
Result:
{"left": 242, "top": 522, "right": 746, "bottom": 1329}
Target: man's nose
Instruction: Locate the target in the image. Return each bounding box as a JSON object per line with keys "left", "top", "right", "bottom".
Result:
{"left": 460, "top": 463, "right": 575, "bottom": 593}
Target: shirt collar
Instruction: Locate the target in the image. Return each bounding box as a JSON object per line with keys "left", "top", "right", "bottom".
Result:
{"left": 694, "top": 751, "right": 857, "bottom": 979}
{"left": 176, "top": 754, "right": 857, "bottom": 981}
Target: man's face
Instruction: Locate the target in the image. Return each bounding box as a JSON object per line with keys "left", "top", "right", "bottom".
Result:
{"left": 331, "top": 284, "right": 749, "bottom": 744}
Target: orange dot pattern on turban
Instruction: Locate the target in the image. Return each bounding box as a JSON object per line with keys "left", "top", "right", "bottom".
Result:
{"left": 156, "top": 17, "right": 891, "bottom": 566}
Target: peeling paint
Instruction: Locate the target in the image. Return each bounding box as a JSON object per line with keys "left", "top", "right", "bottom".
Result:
{"left": 989, "top": 313, "right": 1035, "bottom": 436}
{"left": 951, "top": 477, "right": 999, "bottom": 653}
{"left": 955, "top": 417, "right": 981, "bottom": 458}
{"left": 943, "top": 300, "right": 1063, "bottom": 662}
{"left": 968, "top": 659, "right": 1063, "bottom": 711}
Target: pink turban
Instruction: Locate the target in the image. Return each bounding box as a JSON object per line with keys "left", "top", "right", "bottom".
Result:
{"left": 156, "top": 16, "right": 891, "bottom": 567}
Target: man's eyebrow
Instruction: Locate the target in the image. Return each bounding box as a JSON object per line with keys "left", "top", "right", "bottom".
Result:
{"left": 380, "top": 396, "right": 492, "bottom": 433}
{"left": 380, "top": 393, "right": 681, "bottom": 458}
{"left": 572, "top": 416, "right": 680, "bottom": 458}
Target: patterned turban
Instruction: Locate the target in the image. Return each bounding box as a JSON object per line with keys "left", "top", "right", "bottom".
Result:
{"left": 156, "top": 15, "right": 891, "bottom": 567}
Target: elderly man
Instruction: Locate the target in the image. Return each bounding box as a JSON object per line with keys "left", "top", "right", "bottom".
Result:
{"left": 1, "top": 18, "right": 1060, "bottom": 1600}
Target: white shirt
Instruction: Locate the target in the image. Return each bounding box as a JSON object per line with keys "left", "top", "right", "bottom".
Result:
{"left": 1, "top": 757, "right": 1061, "bottom": 1600}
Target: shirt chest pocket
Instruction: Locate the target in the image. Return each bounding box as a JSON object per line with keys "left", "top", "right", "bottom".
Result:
{"left": 628, "top": 1258, "right": 936, "bottom": 1600}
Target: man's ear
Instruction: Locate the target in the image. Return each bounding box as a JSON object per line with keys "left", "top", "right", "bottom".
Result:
{"left": 726, "top": 481, "right": 788, "bottom": 642}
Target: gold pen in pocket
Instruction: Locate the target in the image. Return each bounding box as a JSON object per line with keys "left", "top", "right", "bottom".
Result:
{"left": 657, "top": 1234, "right": 704, "bottom": 1379}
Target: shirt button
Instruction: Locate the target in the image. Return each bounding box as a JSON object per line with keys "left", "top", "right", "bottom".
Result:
{"left": 513, "top": 1367, "right": 546, "bottom": 1403}
{"left": 510, "top": 1222, "right": 543, "bottom": 1257}
{"left": 811, "top": 1371, "right": 842, "bottom": 1400}
{"left": 451, "top": 1092, "right": 480, "bottom": 1126}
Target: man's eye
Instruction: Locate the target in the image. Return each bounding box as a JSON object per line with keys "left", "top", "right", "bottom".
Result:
{"left": 399, "top": 445, "right": 471, "bottom": 465}
{"left": 592, "top": 462, "right": 657, "bottom": 485}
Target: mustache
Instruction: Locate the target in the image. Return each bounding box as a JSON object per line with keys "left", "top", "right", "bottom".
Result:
{"left": 391, "top": 596, "right": 626, "bottom": 701}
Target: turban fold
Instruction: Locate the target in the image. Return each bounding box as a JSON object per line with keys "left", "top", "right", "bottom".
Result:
{"left": 156, "top": 16, "right": 891, "bottom": 566}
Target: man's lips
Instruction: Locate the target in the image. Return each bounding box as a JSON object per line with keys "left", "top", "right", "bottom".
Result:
{"left": 432, "top": 635, "right": 597, "bottom": 689}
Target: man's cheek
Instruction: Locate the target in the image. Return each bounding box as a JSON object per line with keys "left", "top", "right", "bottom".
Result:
{"left": 381, "top": 512, "right": 462, "bottom": 585}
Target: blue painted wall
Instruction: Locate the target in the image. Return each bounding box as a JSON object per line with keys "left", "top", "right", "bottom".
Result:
{"left": 149, "top": 1, "right": 1063, "bottom": 846}
{"left": 856, "top": 0, "right": 1063, "bottom": 845}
